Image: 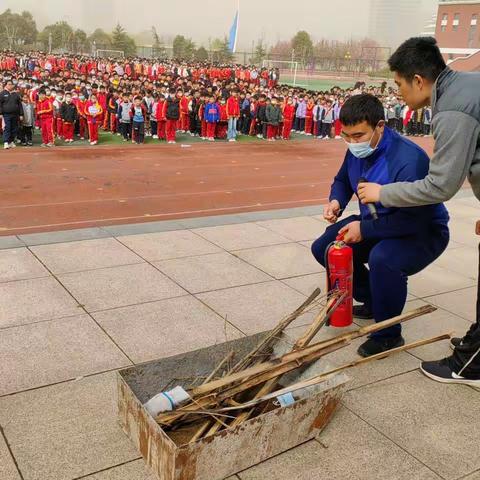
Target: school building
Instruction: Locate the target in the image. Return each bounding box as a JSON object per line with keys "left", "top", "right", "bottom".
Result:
{"left": 436, "top": 0, "right": 480, "bottom": 70}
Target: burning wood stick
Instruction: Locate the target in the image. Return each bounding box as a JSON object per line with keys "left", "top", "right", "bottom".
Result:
{"left": 157, "top": 305, "right": 436, "bottom": 427}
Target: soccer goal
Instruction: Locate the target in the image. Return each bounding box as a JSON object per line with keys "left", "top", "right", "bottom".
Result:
{"left": 262, "top": 59, "right": 303, "bottom": 87}
{"left": 95, "top": 49, "right": 125, "bottom": 59}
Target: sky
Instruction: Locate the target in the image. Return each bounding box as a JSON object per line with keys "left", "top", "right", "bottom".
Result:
{"left": 0, "top": 0, "right": 439, "bottom": 49}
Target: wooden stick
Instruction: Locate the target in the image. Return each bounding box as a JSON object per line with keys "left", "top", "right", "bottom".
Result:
{"left": 230, "top": 288, "right": 322, "bottom": 374}
{"left": 293, "top": 291, "right": 345, "bottom": 350}
{"left": 211, "top": 333, "right": 452, "bottom": 414}
{"left": 204, "top": 351, "right": 235, "bottom": 384}
{"left": 191, "top": 305, "right": 436, "bottom": 398}
{"left": 157, "top": 305, "right": 436, "bottom": 426}
{"left": 224, "top": 291, "right": 346, "bottom": 432}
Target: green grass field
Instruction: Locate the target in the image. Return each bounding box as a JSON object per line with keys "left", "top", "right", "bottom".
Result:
{"left": 280, "top": 76, "right": 387, "bottom": 91}
{"left": 20, "top": 128, "right": 319, "bottom": 148}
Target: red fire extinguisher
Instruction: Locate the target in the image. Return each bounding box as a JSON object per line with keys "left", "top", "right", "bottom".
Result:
{"left": 326, "top": 234, "right": 353, "bottom": 327}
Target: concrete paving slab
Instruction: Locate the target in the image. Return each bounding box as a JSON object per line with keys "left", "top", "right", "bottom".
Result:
{"left": 0, "top": 315, "right": 130, "bottom": 396}
{"left": 0, "top": 248, "right": 49, "bottom": 282}
{"left": 155, "top": 252, "right": 271, "bottom": 294}
{"left": 193, "top": 222, "right": 290, "bottom": 251}
{"left": 434, "top": 246, "right": 478, "bottom": 279}
{"left": 93, "top": 296, "right": 243, "bottom": 363}
{"left": 0, "top": 276, "right": 80, "bottom": 329}
{"left": 19, "top": 227, "right": 111, "bottom": 247}
{"left": 425, "top": 287, "right": 477, "bottom": 323}
{"left": 58, "top": 263, "right": 186, "bottom": 312}
{"left": 0, "top": 373, "right": 139, "bottom": 480}
{"left": 0, "top": 235, "right": 25, "bottom": 250}
{"left": 117, "top": 229, "right": 221, "bottom": 261}
{"left": 344, "top": 371, "right": 480, "bottom": 480}
{"left": 282, "top": 272, "right": 326, "bottom": 296}
{"left": 239, "top": 407, "right": 441, "bottom": 480}
{"left": 233, "top": 243, "right": 322, "bottom": 279}
{"left": 0, "top": 436, "right": 21, "bottom": 480}
{"left": 196, "top": 281, "right": 316, "bottom": 335}
{"left": 408, "top": 263, "right": 475, "bottom": 298}
{"left": 31, "top": 238, "right": 144, "bottom": 274}
{"left": 255, "top": 216, "right": 328, "bottom": 242}
{"left": 403, "top": 300, "right": 472, "bottom": 361}
{"left": 81, "top": 460, "right": 155, "bottom": 480}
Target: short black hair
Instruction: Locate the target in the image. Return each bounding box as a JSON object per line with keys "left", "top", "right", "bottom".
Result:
{"left": 340, "top": 94, "right": 384, "bottom": 129}
{"left": 388, "top": 37, "right": 446, "bottom": 82}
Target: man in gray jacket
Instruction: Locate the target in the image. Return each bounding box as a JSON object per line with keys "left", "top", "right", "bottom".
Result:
{"left": 358, "top": 37, "right": 480, "bottom": 386}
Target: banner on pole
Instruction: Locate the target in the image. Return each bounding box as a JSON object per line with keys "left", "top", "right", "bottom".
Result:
{"left": 228, "top": 10, "right": 239, "bottom": 53}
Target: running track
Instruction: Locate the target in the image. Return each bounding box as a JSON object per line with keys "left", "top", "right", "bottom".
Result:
{"left": 0, "top": 137, "right": 435, "bottom": 236}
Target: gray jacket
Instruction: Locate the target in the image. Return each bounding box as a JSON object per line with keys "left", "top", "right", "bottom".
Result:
{"left": 380, "top": 68, "right": 480, "bottom": 207}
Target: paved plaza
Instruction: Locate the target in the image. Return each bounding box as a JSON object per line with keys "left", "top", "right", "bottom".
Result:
{"left": 0, "top": 192, "right": 479, "bottom": 480}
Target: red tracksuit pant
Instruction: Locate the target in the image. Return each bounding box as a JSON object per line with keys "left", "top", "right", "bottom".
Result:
{"left": 201, "top": 120, "right": 207, "bottom": 138}
{"left": 305, "top": 116, "right": 313, "bottom": 134}
{"left": 206, "top": 122, "right": 216, "bottom": 139}
{"left": 267, "top": 125, "right": 278, "bottom": 139}
{"left": 88, "top": 121, "right": 99, "bottom": 143}
{"left": 166, "top": 120, "right": 177, "bottom": 142}
{"left": 79, "top": 117, "right": 87, "bottom": 139}
{"left": 334, "top": 119, "right": 342, "bottom": 137}
{"left": 63, "top": 122, "right": 74, "bottom": 141}
{"left": 283, "top": 120, "right": 293, "bottom": 139}
{"left": 110, "top": 115, "right": 118, "bottom": 133}
{"left": 157, "top": 120, "right": 166, "bottom": 140}
{"left": 40, "top": 117, "right": 54, "bottom": 144}
{"left": 56, "top": 117, "right": 63, "bottom": 138}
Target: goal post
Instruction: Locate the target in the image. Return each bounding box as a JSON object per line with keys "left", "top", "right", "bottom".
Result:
{"left": 262, "top": 59, "right": 301, "bottom": 87}
{"left": 95, "top": 49, "right": 125, "bottom": 59}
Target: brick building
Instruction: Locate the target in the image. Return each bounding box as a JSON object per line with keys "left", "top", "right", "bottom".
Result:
{"left": 436, "top": 0, "right": 480, "bottom": 70}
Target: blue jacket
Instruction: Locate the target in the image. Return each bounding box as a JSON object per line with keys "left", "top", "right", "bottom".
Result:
{"left": 204, "top": 102, "right": 220, "bottom": 123}
{"left": 330, "top": 127, "right": 449, "bottom": 240}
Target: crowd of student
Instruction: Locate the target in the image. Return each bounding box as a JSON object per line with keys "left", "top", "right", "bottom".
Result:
{"left": 0, "top": 52, "right": 432, "bottom": 149}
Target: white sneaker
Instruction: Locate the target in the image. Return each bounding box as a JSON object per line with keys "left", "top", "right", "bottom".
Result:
{"left": 335, "top": 136, "right": 341, "bottom": 139}
{"left": 152, "top": 135, "right": 158, "bottom": 139}
{"left": 9, "top": 142, "right": 16, "bottom": 148}
{"left": 228, "top": 138, "right": 235, "bottom": 142}
{"left": 4, "top": 142, "right": 10, "bottom": 150}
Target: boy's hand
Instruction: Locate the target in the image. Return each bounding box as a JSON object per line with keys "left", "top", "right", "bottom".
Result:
{"left": 338, "top": 221, "right": 362, "bottom": 244}
{"left": 358, "top": 182, "right": 382, "bottom": 204}
{"left": 323, "top": 200, "right": 341, "bottom": 224}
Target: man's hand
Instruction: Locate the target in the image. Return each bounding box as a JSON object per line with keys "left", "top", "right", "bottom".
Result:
{"left": 338, "top": 221, "right": 363, "bottom": 244}
{"left": 358, "top": 182, "right": 382, "bottom": 204}
{"left": 323, "top": 200, "right": 341, "bottom": 224}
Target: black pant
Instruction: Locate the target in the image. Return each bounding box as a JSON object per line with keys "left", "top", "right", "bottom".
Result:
{"left": 3, "top": 114, "right": 19, "bottom": 144}
{"left": 452, "top": 242, "right": 480, "bottom": 376}
{"left": 119, "top": 122, "right": 131, "bottom": 140}
{"left": 133, "top": 121, "right": 145, "bottom": 143}
{"left": 295, "top": 117, "right": 305, "bottom": 132}
{"left": 321, "top": 122, "right": 332, "bottom": 138}
{"left": 423, "top": 124, "right": 431, "bottom": 135}
{"left": 150, "top": 120, "right": 158, "bottom": 137}
{"left": 20, "top": 126, "right": 33, "bottom": 144}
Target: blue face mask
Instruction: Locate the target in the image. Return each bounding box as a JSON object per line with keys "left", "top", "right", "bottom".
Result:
{"left": 345, "top": 127, "right": 380, "bottom": 159}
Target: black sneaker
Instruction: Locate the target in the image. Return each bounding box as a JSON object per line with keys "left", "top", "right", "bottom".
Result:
{"left": 421, "top": 356, "right": 480, "bottom": 386}
{"left": 353, "top": 304, "right": 374, "bottom": 320}
{"left": 450, "top": 323, "right": 478, "bottom": 350}
{"left": 357, "top": 336, "right": 405, "bottom": 358}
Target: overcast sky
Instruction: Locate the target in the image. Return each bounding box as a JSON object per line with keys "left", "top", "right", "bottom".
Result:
{"left": 1, "top": 0, "right": 439, "bottom": 49}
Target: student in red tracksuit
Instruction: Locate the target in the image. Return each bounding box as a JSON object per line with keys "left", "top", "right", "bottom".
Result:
{"left": 75, "top": 94, "right": 88, "bottom": 140}
{"left": 282, "top": 97, "right": 295, "bottom": 140}
{"left": 107, "top": 91, "right": 119, "bottom": 134}
{"left": 304, "top": 97, "right": 315, "bottom": 135}
{"left": 155, "top": 94, "right": 167, "bottom": 141}
{"left": 216, "top": 98, "right": 228, "bottom": 139}
{"left": 36, "top": 89, "right": 55, "bottom": 146}
{"left": 97, "top": 85, "right": 108, "bottom": 129}
{"left": 204, "top": 96, "right": 220, "bottom": 142}
{"left": 199, "top": 99, "right": 207, "bottom": 140}
{"left": 165, "top": 90, "right": 180, "bottom": 144}
{"left": 179, "top": 91, "right": 190, "bottom": 132}
{"left": 84, "top": 94, "right": 103, "bottom": 145}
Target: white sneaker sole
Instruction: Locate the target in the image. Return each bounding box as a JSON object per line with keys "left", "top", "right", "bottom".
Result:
{"left": 420, "top": 366, "right": 480, "bottom": 387}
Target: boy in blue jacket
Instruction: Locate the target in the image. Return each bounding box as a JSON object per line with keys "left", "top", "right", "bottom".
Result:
{"left": 204, "top": 95, "right": 220, "bottom": 142}
{"left": 312, "top": 94, "right": 450, "bottom": 357}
